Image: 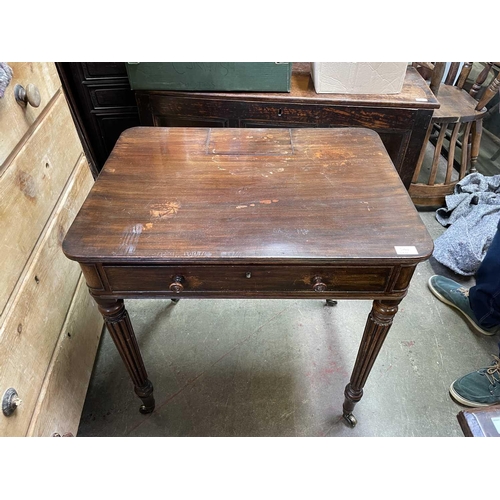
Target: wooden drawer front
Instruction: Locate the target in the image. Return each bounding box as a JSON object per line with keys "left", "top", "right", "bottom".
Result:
{"left": 103, "top": 265, "right": 392, "bottom": 295}
{"left": 147, "top": 96, "right": 234, "bottom": 125}
{"left": 0, "top": 157, "right": 93, "bottom": 437}
{"left": 82, "top": 62, "right": 128, "bottom": 80}
{"left": 145, "top": 96, "right": 322, "bottom": 126}
{"left": 89, "top": 86, "right": 137, "bottom": 109}
{"left": 27, "top": 275, "right": 103, "bottom": 437}
{"left": 320, "top": 105, "right": 416, "bottom": 130}
{"left": 238, "top": 102, "right": 323, "bottom": 124}
{"left": 240, "top": 103, "right": 415, "bottom": 130}
{"left": 0, "top": 93, "right": 84, "bottom": 318}
{"left": 0, "top": 62, "right": 60, "bottom": 166}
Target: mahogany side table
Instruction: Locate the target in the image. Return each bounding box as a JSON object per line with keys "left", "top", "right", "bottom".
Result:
{"left": 63, "top": 127, "right": 433, "bottom": 427}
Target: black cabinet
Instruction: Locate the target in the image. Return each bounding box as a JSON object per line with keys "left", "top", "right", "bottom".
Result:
{"left": 57, "top": 63, "right": 140, "bottom": 173}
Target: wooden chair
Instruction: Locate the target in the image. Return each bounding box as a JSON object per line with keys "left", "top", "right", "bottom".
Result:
{"left": 409, "top": 62, "right": 500, "bottom": 206}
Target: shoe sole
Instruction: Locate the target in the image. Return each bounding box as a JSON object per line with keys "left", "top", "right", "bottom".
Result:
{"left": 449, "top": 382, "right": 491, "bottom": 407}
{"left": 427, "top": 277, "right": 498, "bottom": 337}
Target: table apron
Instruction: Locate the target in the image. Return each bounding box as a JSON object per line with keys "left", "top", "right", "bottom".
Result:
{"left": 80, "top": 263, "right": 419, "bottom": 300}
{"left": 90, "top": 290, "right": 410, "bottom": 301}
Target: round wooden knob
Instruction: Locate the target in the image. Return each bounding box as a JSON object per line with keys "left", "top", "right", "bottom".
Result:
{"left": 169, "top": 276, "right": 184, "bottom": 293}
{"left": 14, "top": 83, "right": 41, "bottom": 108}
{"left": 2, "top": 388, "right": 22, "bottom": 416}
{"left": 313, "top": 276, "right": 327, "bottom": 292}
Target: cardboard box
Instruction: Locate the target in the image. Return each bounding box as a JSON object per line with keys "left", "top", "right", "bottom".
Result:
{"left": 311, "top": 62, "right": 407, "bottom": 94}
{"left": 126, "top": 62, "right": 292, "bottom": 92}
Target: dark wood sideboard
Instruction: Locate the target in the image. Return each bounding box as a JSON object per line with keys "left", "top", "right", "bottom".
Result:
{"left": 135, "top": 63, "right": 439, "bottom": 189}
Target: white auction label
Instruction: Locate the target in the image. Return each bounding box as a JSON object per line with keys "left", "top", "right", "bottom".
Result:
{"left": 394, "top": 246, "right": 418, "bottom": 255}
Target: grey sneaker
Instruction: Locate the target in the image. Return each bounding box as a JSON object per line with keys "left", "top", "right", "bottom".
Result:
{"left": 428, "top": 275, "right": 499, "bottom": 336}
{"left": 450, "top": 355, "right": 500, "bottom": 407}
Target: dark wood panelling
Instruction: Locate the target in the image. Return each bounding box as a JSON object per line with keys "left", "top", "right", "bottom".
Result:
{"left": 57, "top": 63, "right": 140, "bottom": 172}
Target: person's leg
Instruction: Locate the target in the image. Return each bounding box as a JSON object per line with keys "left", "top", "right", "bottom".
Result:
{"left": 468, "top": 220, "right": 500, "bottom": 328}
{"left": 428, "top": 275, "right": 500, "bottom": 336}
{"left": 429, "top": 220, "right": 500, "bottom": 406}
{"left": 428, "top": 220, "right": 500, "bottom": 336}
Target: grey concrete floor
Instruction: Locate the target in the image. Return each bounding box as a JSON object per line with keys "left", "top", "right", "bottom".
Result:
{"left": 77, "top": 209, "right": 499, "bottom": 437}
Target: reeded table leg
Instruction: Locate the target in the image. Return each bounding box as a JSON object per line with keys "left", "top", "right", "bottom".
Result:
{"left": 343, "top": 299, "right": 402, "bottom": 427}
{"left": 94, "top": 297, "right": 155, "bottom": 414}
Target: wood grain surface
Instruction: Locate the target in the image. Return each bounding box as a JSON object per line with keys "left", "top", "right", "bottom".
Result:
{"left": 433, "top": 85, "right": 487, "bottom": 122}
{"left": 0, "top": 93, "right": 84, "bottom": 319}
{"left": 0, "top": 62, "right": 61, "bottom": 168}
{"left": 0, "top": 156, "right": 94, "bottom": 436}
{"left": 27, "top": 275, "right": 102, "bottom": 437}
{"left": 63, "top": 127, "right": 433, "bottom": 264}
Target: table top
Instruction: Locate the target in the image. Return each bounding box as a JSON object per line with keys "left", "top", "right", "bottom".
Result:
{"left": 63, "top": 127, "right": 434, "bottom": 265}
{"left": 138, "top": 64, "right": 440, "bottom": 110}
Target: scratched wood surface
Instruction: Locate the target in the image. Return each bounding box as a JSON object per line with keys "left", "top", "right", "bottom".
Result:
{"left": 433, "top": 84, "right": 487, "bottom": 122}
{"left": 63, "top": 127, "right": 433, "bottom": 264}
{"left": 27, "top": 275, "right": 102, "bottom": 437}
{"left": 0, "top": 92, "right": 83, "bottom": 320}
{"left": 0, "top": 156, "right": 94, "bottom": 436}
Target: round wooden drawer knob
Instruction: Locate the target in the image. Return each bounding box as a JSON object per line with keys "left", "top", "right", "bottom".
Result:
{"left": 14, "top": 83, "right": 41, "bottom": 108}
{"left": 169, "top": 276, "right": 184, "bottom": 293}
{"left": 313, "top": 276, "right": 327, "bottom": 292}
{"left": 2, "top": 388, "right": 22, "bottom": 416}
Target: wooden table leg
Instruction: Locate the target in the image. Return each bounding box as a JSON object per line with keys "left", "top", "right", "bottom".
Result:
{"left": 343, "top": 299, "right": 402, "bottom": 427}
{"left": 94, "top": 297, "right": 155, "bottom": 414}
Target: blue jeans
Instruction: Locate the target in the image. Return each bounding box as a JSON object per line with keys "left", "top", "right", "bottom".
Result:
{"left": 469, "top": 219, "right": 500, "bottom": 328}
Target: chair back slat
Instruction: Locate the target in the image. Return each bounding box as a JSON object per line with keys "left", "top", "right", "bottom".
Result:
{"left": 470, "top": 62, "right": 494, "bottom": 98}
{"left": 476, "top": 72, "right": 500, "bottom": 111}
{"left": 444, "top": 123, "right": 461, "bottom": 184}
{"left": 456, "top": 62, "right": 472, "bottom": 89}
{"left": 430, "top": 62, "right": 446, "bottom": 96}
{"left": 444, "top": 63, "right": 461, "bottom": 85}
{"left": 460, "top": 122, "right": 473, "bottom": 179}
{"left": 429, "top": 124, "right": 448, "bottom": 185}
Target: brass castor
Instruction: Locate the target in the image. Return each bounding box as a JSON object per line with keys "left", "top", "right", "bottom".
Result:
{"left": 139, "top": 404, "right": 155, "bottom": 414}
{"left": 343, "top": 413, "right": 357, "bottom": 427}
{"left": 325, "top": 299, "right": 338, "bottom": 307}
{"left": 171, "top": 298, "right": 180, "bottom": 304}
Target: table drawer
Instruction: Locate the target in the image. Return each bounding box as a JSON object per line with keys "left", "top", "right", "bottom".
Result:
{"left": 102, "top": 265, "right": 392, "bottom": 295}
